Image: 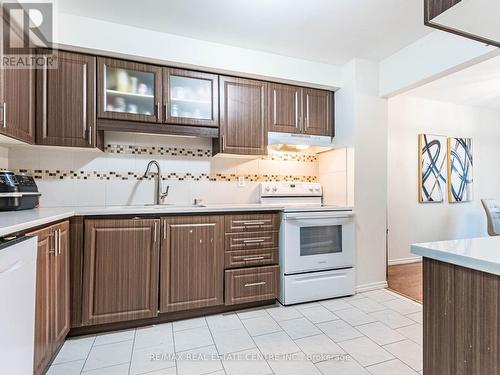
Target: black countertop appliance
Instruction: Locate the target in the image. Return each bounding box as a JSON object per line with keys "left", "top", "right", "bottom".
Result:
{"left": 0, "top": 171, "right": 41, "bottom": 211}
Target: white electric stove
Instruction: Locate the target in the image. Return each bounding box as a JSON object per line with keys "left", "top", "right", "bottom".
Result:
{"left": 260, "top": 182, "right": 356, "bottom": 305}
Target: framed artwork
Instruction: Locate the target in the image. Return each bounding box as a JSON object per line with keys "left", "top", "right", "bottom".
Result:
{"left": 418, "top": 134, "right": 447, "bottom": 203}
{"left": 448, "top": 137, "right": 473, "bottom": 203}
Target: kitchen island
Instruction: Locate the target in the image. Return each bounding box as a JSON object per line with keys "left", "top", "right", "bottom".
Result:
{"left": 411, "top": 237, "right": 500, "bottom": 375}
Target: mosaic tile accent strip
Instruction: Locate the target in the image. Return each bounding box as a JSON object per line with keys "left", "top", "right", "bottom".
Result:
{"left": 11, "top": 169, "right": 317, "bottom": 183}
{"left": 105, "top": 144, "right": 212, "bottom": 158}
{"left": 265, "top": 152, "right": 318, "bottom": 162}
{"left": 105, "top": 143, "right": 317, "bottom": 162}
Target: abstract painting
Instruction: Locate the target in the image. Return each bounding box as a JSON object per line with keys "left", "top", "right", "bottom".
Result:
{"left": 419, "top": 134, "right": 447, "bottom": 203}
{"left": 448, "top": 137, "right": 473, "bottom": 203}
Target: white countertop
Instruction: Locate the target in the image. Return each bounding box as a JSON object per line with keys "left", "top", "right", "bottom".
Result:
{"left": 411, "top": 236, "right": 500, "bottom": 276}
{"left": 0, "top": 204, "right": 283, "bottom": 237}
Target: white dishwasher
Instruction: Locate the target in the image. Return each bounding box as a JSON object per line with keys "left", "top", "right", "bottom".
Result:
{"left": 0, "top": 236, "right": 37, "bottom": 375}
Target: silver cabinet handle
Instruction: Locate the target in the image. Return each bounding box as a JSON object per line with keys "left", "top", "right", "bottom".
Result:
{"left": 243, "top": 239, "right": 266, "bottom": 243}
{"left": 242, "top": 221, "right": 266, "bottom": 226}
{"left": 88, "top": 125, "right": 92, "bottom": 145}
{"left": 244, "top": 281, "right": 266, "bottom": 287}
{"left": 221, "top": 135, "right": 225, "bottom": 151}
{"left": 295, "top": 91, "right": 299, "bottom": 129}
{"left": 2, "top": 102, "right": 6, "bottom": 128}
{"left": 54, "top": 229, "right": 59, "bottom": 257}
{"left": 243, "top": 256, "right": 265, "bottom": 261}
{"left": 154, "top": 222, "right": 158, "bottom": 243}
{"left": 42, "top": 56, "right": 48, "bottom": 138}
{"left": 58, "top": 229, "right": 62, "bottom": 256}
{"left": 156, "top": 102, "right": 160, "bottom": 120}
{"left": 164, "top": 220, "right": 167, "bottom": 240}
{"left": 305, "top": 95, "right": 310, "bottom": 131}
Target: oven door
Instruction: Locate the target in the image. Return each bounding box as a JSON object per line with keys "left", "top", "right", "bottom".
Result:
{"left": 282, "top": 211, "right": 355, "bottom": 274}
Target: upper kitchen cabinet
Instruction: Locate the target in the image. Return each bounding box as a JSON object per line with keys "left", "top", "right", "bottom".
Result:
{"left": 302, "top": 88, "right": 334, "bottom": 136}
{"left": 164, "top": 68, "right": 218, "bottom": 127}
{"left": 0, "top": 65, "right": 36, "bottom": 143}
{"left": 97, "top": 57, "right": 162, "bottom": 123}
{"left": 36, "top": 50, "right": 97, "bottom": 148}
{"left": 216, "top": 76, "right": 267, "bottom": 155}
{"left": 267, "top": 84, "right": 334, "bottom": 137}
{"left": 267, "top": 83, "right": 301, "bottom": 134}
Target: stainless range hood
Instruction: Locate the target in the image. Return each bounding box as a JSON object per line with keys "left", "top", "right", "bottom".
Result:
{"left": 267, "top": 132, "right": 335, "bottom": 154}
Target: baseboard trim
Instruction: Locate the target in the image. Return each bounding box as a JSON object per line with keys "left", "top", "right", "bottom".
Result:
{"left": 388, "top": 256, "right": 422, "bottom": 266}
{"left": 356, "top": 281, "right": 388, "bottom": 293}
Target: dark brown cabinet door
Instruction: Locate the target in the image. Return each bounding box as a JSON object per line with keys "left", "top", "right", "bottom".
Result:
{"left": 0, "top": 66, "right": 35, "bottom": 143}
{"left": 218, "top": 76, "right": 267, "bottom": 155}
{"left": 160, "top": 216, "right": 224, "bottom": 312}
{"left": 29, "top": 226, "right": 53, "bottom": 375}
{"left": 52, "top": 221, "right": 70, "bottom": 350}
{"left": 302, "top": 88, "right": 333, "bottom": 136}
{"left": 29, "top": 221, "right": 71, "bottom": 375}
{"left": 267, "top": 83, "right": 301, "bottom": 134}
{"left": 36, "top": 50, "right": 96, "bottom": 147}
{"left": 97, "top": 57, "right": 162, "bottom": 123}
{"left": 82, "top": 219, "right": 160, "bottom": 325}
{"left": 164, "top": 68, "right": 218, "bottom": 127}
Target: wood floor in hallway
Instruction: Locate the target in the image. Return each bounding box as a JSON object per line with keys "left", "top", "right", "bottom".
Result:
{"left": 387, "top": 262, "right": 423, "bottom": 303}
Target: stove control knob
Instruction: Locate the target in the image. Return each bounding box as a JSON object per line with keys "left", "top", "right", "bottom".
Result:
{"left": 265, "top": 186, "right": 271, "bottom": 192}
{"left": 272, "top": 186, "right": 278, "bottom": 192}
{"left": 315, "top": 187, "right": 320, "bottom": 192}
{"left": 309, "top": 187, "right": 314, "bottom": 192}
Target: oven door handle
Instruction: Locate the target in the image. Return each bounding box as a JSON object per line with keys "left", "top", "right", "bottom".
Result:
{"left": 286, "top": 215, "right": 353, "bottom": 221}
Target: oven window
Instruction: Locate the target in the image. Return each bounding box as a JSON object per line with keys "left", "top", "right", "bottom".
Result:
{"left": 300, "top": 225, "right": 342, "bottom": 256}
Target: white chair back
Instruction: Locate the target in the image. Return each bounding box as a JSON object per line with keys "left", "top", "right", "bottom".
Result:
{"left": 481, "top": 199, "right": 500, "bottom": 236}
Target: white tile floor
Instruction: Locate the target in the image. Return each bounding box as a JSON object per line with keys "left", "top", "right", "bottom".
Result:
{"left": 48, "top": 289, "right": 424, "bottom": 375}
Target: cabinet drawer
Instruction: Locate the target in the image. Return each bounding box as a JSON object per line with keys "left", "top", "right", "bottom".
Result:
{"left": 225, "top": 248, "right": 278, "bottom": 269}
{"left": 225, "top": 214, "right": 279, "bottom": 233}
{"left": 225, "top": 231, "right": 278, "bottom": 251}
{"left": 225, "top": 265, "right": 279, "bottom": 305}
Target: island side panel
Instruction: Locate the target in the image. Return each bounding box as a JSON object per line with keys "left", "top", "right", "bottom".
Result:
{"left": 423, "top": 257, "right": 500, "bottom": 375}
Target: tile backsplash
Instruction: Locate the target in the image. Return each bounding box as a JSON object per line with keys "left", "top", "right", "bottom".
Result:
{"left": 6, "top": 132, "right": 318, "bottom": 207}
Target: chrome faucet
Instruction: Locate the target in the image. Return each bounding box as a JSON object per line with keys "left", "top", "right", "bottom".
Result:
{"left": 142, "top": 160, "right": 169, "bottom": 205}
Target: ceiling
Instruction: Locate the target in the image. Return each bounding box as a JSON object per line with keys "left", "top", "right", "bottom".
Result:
{"left": 57, "top": 0, "right": 432, "bottom": 65}
{"left": 407, "top": 54, "right": 500, "bottom": 111}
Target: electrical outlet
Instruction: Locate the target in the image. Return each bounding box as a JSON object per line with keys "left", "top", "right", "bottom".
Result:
{"left": 238, "top": 176, "right": 245, "bottom": 187}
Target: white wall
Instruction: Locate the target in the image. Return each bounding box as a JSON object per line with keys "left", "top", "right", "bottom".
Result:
{"left": 387, "top": 95, "right": 500, "bottom": 264}
{"left": 0, "top": 146, "right": 8, "bottom": 169}
{"left": 56, "top": 14, "right": 342, "bottom": 89}
{"left": 379, "top": 31, "right": 499, "bottom": 97}
{"left": 329, "top": 59, "right": 388, "bottom": 291}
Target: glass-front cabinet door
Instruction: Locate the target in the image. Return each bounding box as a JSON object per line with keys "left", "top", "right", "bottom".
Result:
{"left": 164, "top": 68, "right": 218, "bottom": 127}
{"left": 97, "top": 57, "right": 162, "bottom": 123}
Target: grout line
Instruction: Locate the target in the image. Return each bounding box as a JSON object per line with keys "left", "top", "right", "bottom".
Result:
{"left": 126, "top": 329, "right": 137, "bottom": 375}
{"left": 203, "top": 316, "right": 227, "bottom": 374}
{"left": 79, "top": 335, "right": 97, "bottom": 374}
{"left": 236, "top": 308, "right": 276, "bottom": 375}
{"left": 170, "top": 323, "right": 179, "bottom": 375}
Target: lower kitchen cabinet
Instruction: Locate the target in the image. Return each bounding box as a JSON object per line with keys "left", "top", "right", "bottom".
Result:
{"left": 160, "top": 216, "right": 224, "bottom": 312}
{"left": 28, "top": 221, "right": 70, "bottom": 375}
{"left": 82, "top": 219, "right": 160, "bottom": 325}
{"left": 225, "top": 265, "right": 279, "bottom": 305}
